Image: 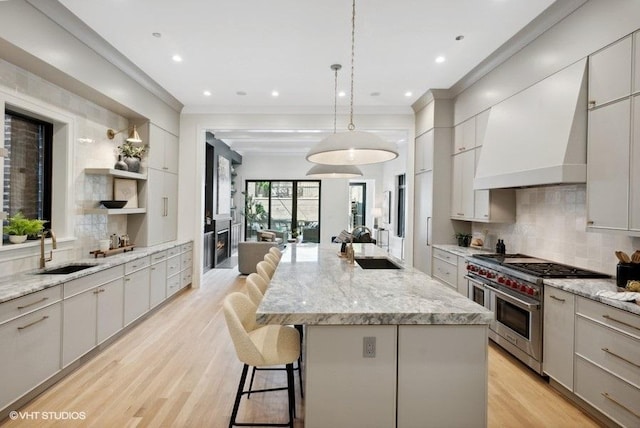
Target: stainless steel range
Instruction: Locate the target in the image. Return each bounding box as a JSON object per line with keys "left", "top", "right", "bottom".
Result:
{"left": 465, "top": 253, "right": 609, "bottom": 374}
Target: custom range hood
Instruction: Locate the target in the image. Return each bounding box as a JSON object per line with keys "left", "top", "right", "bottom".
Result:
{"left": 474, "top": 59, "right": 588, "bottom": 190}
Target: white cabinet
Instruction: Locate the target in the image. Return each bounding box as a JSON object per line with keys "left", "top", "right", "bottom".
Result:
{"left": 634, "top": 32, "right": 640, "bottom": 93}
{"left": 62, "top": 266, "right": 124, "bottom": 366}
{"left": 149, "top": 251, "right": 167, "bottom": 308}
{"left": 631, "top": 95, "right": 640, "bottom": 231}
{"left": 451, "top": 149, "right": 475, "bottom": 220}
{"left": 414, "top": 171, "right": 433, "bottom": 275}
{"left": 0, "top": 298, "right": 62, "bottom": 411}
{"left": 587, "top": 98, "right": 630, "bottom": 230}
{"left": 148, "top": 123, "right": 179, "bottom": 174}
{"left": 432, "top": 248, "right": 457, "bottom": 290}
{"left": 456, "top": 256, "right": 468, "bottom": 296}
{"left": 124, "top": 257, "right": 150, "bottom": 326}
{"left": 543, "top": 288, "right": 575, "bottom": 391}
{"left": 588, "top": 35, "right": 632, "bottom": 108}
{"left": 473, "top": 147, "right": 516, "bottom": 223}
{"left": 414, "top": 130, "right": 434, "bottom": 173}
{"left": 453, "top": 117, "right": 475, "bottom": 154}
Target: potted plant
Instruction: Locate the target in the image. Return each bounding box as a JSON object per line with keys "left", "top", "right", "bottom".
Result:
{"left": 3, "top": 212, "right": 46, "bottom": 244}
{"left": 455, "top": 232, "right": 472, "bottom": 247}
{"left": 117, "top": 141, "right": 147, "bottom": 173}
{"left": 242, "top": 192, "right": 267, "bottom": 238}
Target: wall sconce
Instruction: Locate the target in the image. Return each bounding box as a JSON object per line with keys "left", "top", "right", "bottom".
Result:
{"left": 107, "top": 125, "right": 142, "bottom": 143}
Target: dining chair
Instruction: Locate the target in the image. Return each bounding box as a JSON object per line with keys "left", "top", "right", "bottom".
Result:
{"left": 257, "top": 260, "right": 275, "bottom": 282}
{"left": 269, "top": 246, "right": 282, "bottom": 261}
{"left": 264, "top": 252, "right": 279, "bottom": 269}
{"left": 223, "top": 292, "right": 300, "bottom": 427}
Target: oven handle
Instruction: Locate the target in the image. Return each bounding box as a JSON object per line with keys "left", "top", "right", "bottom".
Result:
{"left": 464, "top": 275, "right": 484, "bottom": 287}
{"left": 483, "top": 284, "right": 540, "bottom": 310}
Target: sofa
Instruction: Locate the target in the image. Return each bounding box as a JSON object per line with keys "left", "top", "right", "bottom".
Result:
{"left": 257, "top": 228, "right": 286, "bottom": 245}
{"left": 238, "top": 241, "right": 280, "bottom": 275}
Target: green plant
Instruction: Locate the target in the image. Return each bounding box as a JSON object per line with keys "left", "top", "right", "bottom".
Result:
{"left": 117, "top": 141, "right": 147, "bottom": 158}
{"left": 3, "top": 212, "right": 46, "bottom": 236}
{"left": 242, "top": 192, "right": 267, "bottom": 225}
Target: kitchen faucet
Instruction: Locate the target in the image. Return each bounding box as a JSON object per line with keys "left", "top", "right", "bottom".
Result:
{"left": 40, "top": 229, "right": 57, "bottom": 269}
{"left": 346, "top": 233, "right": 355, "bottom": 264}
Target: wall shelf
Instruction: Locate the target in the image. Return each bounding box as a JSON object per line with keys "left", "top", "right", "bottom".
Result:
{"left": 84, "top": 168, "right": 147, "bottom": 180}
{"left": 84, "top": 208, "right": 146, "bottom": 215}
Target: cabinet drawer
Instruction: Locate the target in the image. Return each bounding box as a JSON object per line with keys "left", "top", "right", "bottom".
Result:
{"left": 576, "top": 314, "right": 640, "bottom": 388}
{"left": 64, "top": 266, "right": 123, "bottom": 298}
{"left": 576, "top": 297, "right": 640, "bottom": 339}
{"left": 433, "top": 248, "right": 457, "bottom": 264}
{"left": 575, "top": 356, "right": 640, "bottom": 427}
{"left": 181, "top": 270, "right": 192, "bottom": 288}
{"left": 181, "top": 242, "right": 193, "bottom": 253}
{"left": 150, "top": 250, "right": 167, "bottom": 264}
{"left": 0, "top": 286, "right": 62, "bottom": 325}
{"left": 167, "top": 256, "right": 181, "bottom": 277}
{"left": 181, "top": 251, "right": 193, "bottom": 270}
{"left": 167, "top": 246, "right": 181, "bottom": 258}
{"left": 433, "top": 258, "right": 457, "bottom": 288}
{"left": 125, "top": 256, "right": 150, "bottom": 275}
{"left": 167, "top": 274, "right": 181, "bottom": 297}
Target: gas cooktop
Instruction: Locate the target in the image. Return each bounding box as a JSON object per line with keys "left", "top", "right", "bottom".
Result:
{"left": 471, "top": 253, "right": 610, "bottom": 279}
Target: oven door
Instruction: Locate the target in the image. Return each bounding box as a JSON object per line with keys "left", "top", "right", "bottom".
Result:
{"left": 466, "top": 275, "right": 492, "bottom": 309}
{"left": 485, "top": 284, "right": 541, "bottom": 362}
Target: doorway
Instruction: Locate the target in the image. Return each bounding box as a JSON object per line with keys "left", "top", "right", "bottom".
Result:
{"left": 349, "top": 183, "right": 366, "bottom": 229}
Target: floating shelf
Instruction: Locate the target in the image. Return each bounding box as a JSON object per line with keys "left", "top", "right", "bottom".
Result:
{"left": 84, "top": 168, "right": 147, "bottom": 180}
{"left": 84, "top": 208, "right": 146, "bottom": 215}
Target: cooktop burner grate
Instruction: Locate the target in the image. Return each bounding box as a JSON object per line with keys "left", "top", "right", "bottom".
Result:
{"left": 506, "top": 262, "right": 610, "bottom": 279}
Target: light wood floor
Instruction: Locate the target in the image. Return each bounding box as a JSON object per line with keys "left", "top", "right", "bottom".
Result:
{"left": 1, "top": 267, "right": 601, "bottom": 428}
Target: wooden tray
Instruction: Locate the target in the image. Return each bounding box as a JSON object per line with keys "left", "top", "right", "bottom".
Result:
{"left": 90, "top": 245, "right": 135, "bottom": 258}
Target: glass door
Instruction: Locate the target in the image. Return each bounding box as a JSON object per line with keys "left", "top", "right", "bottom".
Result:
{"left": 270, "top": 181, "right": 293, "bottom": 237}
{"left": 349, "top": 183, "right": 366, "bottom": 229}
{"left": 297, "top": 181, "right": 320, "bottom": 243}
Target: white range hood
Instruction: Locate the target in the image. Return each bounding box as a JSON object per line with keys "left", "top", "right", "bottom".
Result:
{"left": 474, "top": 59, "right": 588, "bottom": 190}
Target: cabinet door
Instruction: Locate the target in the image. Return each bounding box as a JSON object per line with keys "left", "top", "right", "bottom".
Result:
{"left": 456, "top": 257, "right": 468, "bottom": 296}
{"left": 453, "top": 117, "right": 475, "bottom": 153}
{"left": 0, "top": 303, "right": 62, "bottom": 410}
{"left": 631, "top": 95, "right": 640, "bottom": 231}
{"left": 543, "top": 288, "right": 575, "bottom": 391}
{"left": 163, "top": 171, "right": 179, "bottom": 242}
{"left": 589, "top": 36, "right": 632, "bottom": 107}
{"left": 475, "top": 109, "right": 490, "bottom": 146}
{"left": 146, "top": 169, "right": 178, "bottom": 245}
{"left": 149, "top": 260, "right": 167, "bottom": 308}
{"left": 63, "top": 288, "right": 97, "bottom": 367}
{"left": 124, "top": 268, "right": 150, "bottom": 326}
{"left": 163, "top": 132, "right": 179, "bottom": 174}
{"left": 474, "top": 147, "right": 490, "bottom": 220}
{"left": 451, "top": 150, "right": 474, "bottom": 219}
{"left": 587, "top": 99, "right": 630, "bottom": 230}
{"left": 413, "top": 171, "right": 432, "bottom": 275}
{"left": 97, "top": 278, "right": 124, "bottom": 344}
{"left": 635, "top": 32, "right": 640, "bottom": 93}
{"left": 415, "top": 130, "right": 434, "bottom": 173}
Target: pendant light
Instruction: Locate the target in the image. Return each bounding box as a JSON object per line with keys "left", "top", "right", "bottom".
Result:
{"left": 306, "top": 0, "right": 398, "bottom": 166}
{"left": 306, "top": 64, "right": 363, "bottom": 178}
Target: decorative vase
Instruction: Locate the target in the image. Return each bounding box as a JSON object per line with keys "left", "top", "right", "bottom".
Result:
{"left": 9, "top": 235, "right": 28, "bottom": 244}
{"left": 123, "top": 156, "right": 140, "bottom": 173}
{"left": 114, "top": 155, "right": 128, "bottom": 171}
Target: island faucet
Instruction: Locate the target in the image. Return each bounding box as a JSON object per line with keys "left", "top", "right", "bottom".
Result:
{"left": 40, "top": 229, "right": 57, "bottom": 269}
{"left": 346, "top": 233, "right": 355, "bottom": 264}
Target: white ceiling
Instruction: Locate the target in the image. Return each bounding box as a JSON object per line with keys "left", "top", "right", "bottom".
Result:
{"left": 54, "top": 0, "right": 563, "bottom": 153}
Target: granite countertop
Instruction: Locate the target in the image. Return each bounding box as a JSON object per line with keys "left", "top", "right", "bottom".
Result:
{"left": 0, "top": 240, "right": 191, "bottom": 304}
{"left": 256, "top": 243, "right": 494, "bottom": 326}
{"left": 545, "top": 278, "right": 640, "bottom": 316}
{"left": 433, "top": 244, "right": 493, "bottom": 258}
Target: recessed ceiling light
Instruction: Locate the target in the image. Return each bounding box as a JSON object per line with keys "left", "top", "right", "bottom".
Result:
{"left": 404, "top": 91, "right": 413, "bottom": 97}
{"left": 455, "top": 35, "right": 464, "bottom": 41}
{"left": 236, "top": 91, "right": 247, "bottom": 96}
{"left": 152, "top": 32, "right": 162, "bottom": 38}
{"left": 338, "top": 91, "right": 346, "bottom": 97}
{"left": 203, "top": 90, "right": 211, "bottom": 96}
{"left": 435, "top": 56, "right": 446, "bottom": 63}
{"left": 271, "top": 90, "right": 279, "bottom": 97}
{"left": 172, "top": 55, "right": 183, "bottom": 62}
{"left": 370, "top": 92, "right": 380, "bottom": 97}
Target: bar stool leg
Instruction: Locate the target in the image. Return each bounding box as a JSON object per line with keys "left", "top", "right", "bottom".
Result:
{"left": 247, "top": 367, "right": 257, "bottom": 398}
{"left": 229, "top": 364, "right": 249, "bottom": 428}
{"left": 286, "top": 363, "right": 295, "bottom": 428}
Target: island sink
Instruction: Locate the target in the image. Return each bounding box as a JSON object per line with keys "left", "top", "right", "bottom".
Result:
{"left": 355, "top": 257, "right": 401, "bottom": 269}
{"left": 37, "top": 264, "right": 98, "bottom": 275}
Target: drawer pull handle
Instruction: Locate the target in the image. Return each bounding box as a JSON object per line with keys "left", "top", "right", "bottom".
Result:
{"left": 93, "top": 288, "right": 106, "bottom": 294}
{"left": 17, "top": 297, "right": 49, "bottom": 310}
{"left": 17, "top": 316, "right": 49, "bottom": 330}
{"left": 601, "top": 392, "right": 640, "bottom": 419}
{"left": 602, "top": 314, "right": 640, "bottom": 332}
{"left": 601, "top": 347, "right": 640, "bottom": 369}
{"left": 549, "top": 295, "right": 566, "bottom": 303}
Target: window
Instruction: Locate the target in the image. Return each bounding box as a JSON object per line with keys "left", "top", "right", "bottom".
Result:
{"left": 245, "top": 180, "right": 321, "bottom": 242}
{"left": 3, "top": 110, "right": 53, "bottom": 232}
{"left": 396, "top": 174, "right": 405, "bottom": 237}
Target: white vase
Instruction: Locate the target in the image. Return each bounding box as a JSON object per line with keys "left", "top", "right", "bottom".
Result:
{"left": 9, "top": 235, "right": 27, "bottom": 244}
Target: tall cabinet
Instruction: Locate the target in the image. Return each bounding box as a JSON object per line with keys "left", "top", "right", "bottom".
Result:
{"left": 412, "top": 92, "right": 455, "bottom": 275}
{"left": 129, "top": 123, "right": 179, "bottom": 246}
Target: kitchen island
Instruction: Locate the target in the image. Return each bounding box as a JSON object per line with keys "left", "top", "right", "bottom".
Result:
{"left": 257, "top": 243, "right": 493, "bottom": 428}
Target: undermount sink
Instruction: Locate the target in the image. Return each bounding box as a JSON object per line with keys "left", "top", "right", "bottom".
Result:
{"left": 355, "top": 257, "right": 401, "bottom": 270}
{"left": 37, "top": 264, "right": 98, "bottom": 275}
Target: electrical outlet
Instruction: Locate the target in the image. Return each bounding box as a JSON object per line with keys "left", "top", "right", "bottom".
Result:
{"left": 363, "top": 336, "right": 376, "bottom": 358}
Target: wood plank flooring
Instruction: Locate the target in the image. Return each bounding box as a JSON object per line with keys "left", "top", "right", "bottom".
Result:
{"left": 1, "top": 267, "right": 601, "bottom": 427}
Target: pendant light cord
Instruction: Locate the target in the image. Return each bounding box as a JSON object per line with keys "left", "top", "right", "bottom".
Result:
{"left": 333, "top": 65, "right": 339, "bottom": 133}
{"left": 348, "top": 0, "right": 356, "bottom": 131}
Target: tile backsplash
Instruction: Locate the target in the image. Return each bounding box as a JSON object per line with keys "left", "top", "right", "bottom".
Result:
{"left": 473, "top": 184, "right": 639, "bottom": 276}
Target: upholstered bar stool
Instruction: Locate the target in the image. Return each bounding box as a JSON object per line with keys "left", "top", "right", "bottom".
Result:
{"left": 268, "top": 246, "right": 282, "bottom": 261}
{"left": 223, "top": 292, "right": 300, "bottom": 428}
{"left": 264, "top": 252, "right": 279, "bottom": 269}
{"left": 256, "top": 260, "right": 275, "bottom": 283}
